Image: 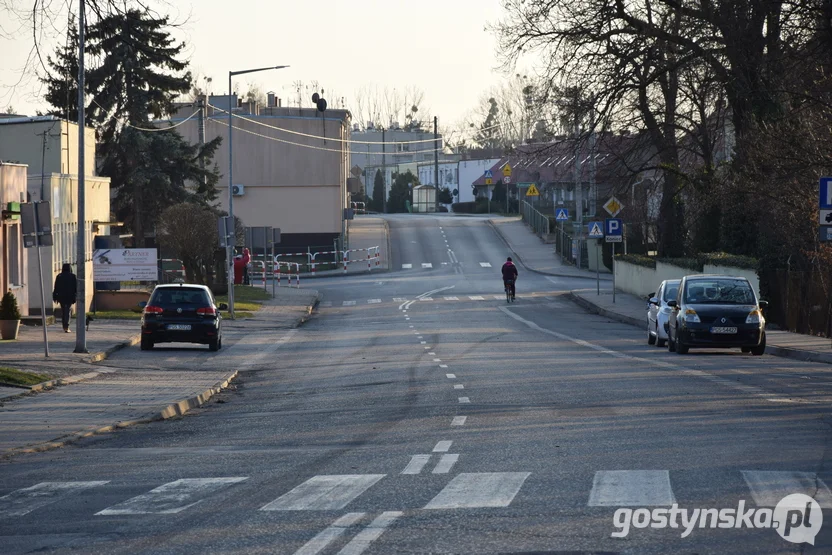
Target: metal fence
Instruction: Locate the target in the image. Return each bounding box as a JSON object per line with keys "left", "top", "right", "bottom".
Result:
{"left": 521, "top": 201, "right": 553, "bottom": 236}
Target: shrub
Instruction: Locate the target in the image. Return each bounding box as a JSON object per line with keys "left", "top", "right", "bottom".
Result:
{"left": 616, "top": 254, "right": 656, "bottom": 269}
{"left": 699, "top": 252, "right": 759, "bottom": 271}
{"left": 0, "top": 290, "right": 21, "bottom": 320}
{"left": 660, "top": 257, "right": 703, "bottom": 271}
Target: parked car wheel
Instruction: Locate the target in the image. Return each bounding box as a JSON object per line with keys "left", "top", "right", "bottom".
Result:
{"left": 741, "top": 347, "right": 751, "bottom": 353}
{"left": 209, "top": 336, "right": 220, "bottom": 352}
{"left": 656, "top": 325, "right": 667, "bottom": 348}
{"left": 140, "top": 336, "right": 154, "bottom": 351}
{"left": 750, "top": 333, "right": 766, "bottom": 356}
{"left": 648, "top": 325, "right": 657, "bottom": 345}
{"left": 676, "top": 336, "right": 689, "bottom": 355}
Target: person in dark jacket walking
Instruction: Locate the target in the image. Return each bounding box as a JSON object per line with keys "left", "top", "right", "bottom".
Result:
{"left": 501, "top": 257, "right": 518, "bottom": 300}
{"left": 53, "top": 263, "right": 77, "bottom": 332}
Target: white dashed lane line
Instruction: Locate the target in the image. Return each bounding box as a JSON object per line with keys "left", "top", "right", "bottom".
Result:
{"left": 451, "top": 416, "right": 467, "bottom": 426}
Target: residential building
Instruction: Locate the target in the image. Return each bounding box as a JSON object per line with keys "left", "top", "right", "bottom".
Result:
{"left": 0, "top": 163, "right": 28, "bottom": 314}
{"left": 0, "top": 116, "right": 111, "bottom": 315}
{"left": 417, "top": 158, "right": 461, "bottom": 205}
{"left": 458, "top": 158, "right": 500, "bottom": 204}
{"left": 164, "top": 96, "right": 351, "bottom": 251}
{"left": 350, "top": 125, "right": 445, "bottom": 203}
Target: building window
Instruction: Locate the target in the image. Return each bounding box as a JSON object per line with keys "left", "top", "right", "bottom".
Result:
{"left": 396, "top": 143, "right": 410, "bottom": 152}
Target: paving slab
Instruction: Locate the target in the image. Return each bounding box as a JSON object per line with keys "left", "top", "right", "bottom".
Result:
{"left": 0, "top": 288, "right": 319, "bottom": 458}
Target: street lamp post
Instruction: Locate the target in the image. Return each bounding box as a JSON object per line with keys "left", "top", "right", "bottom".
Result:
{"left": 227, "top": 65, "right": 288, "bottom": 319}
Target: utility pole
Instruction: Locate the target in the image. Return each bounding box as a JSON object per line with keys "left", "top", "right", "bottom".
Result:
{"left": 197, "top": 96, "right": 206, "bottom": 190}
{"left": 74, "top": 0, "right": 87, "bottom": 353}
{"left": 382, "top": 128, "right": 387, "bottom": 214}
{"left": 434, "top": 116, "right": 439, "bottom": 213}
{"left": 573, "top": 116, "right": 582, "bottom": 270}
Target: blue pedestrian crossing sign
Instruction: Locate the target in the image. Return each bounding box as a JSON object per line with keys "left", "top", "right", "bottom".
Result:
{"left": 484, "top": 170, "right": 493, "bottom": 179}
{"left": 587, "top": 221, "right": 604, "bottom": 238}
{"left": 821, "top": 177, "right": 832, "bottom": 209}
{"left": 555, "top": 208, "right": 569, "bottom": 221}
{"left": 605, "top": 218, "right": 623, "bottom": 243}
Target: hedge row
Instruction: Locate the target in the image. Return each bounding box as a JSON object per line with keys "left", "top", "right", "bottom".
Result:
{"left": 616, "top": 254, "right": 656, "bottom": 269}
{"left": 615, "top": 252, "right": 759, "bottom": 272}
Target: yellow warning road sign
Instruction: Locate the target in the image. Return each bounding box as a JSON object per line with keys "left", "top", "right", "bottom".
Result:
{"left": 485, "top": 178, "right": 493, "bottom": 185}
{"left": 502, "top": 164, "right": 512, "bottom": 177}
{"left": 603, "top": 196, "right": 624, "bottom": 217}
{"left": 525, "top": 183, "right": 540, "bottom": 197}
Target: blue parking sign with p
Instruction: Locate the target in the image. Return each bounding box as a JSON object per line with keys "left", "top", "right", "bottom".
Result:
{"left": 821, "top": 177, "right": 832, "bottom": 209}
{"left": 605, "top": 218, "right": 622, "bottom": 236}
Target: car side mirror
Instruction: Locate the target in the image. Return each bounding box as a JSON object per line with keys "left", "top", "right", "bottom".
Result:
{"left": 138, "top": 301, "right": 147, "bottom": 308}
{"left": 648, "top": 292, "right": 655, "bottom": 298}
{"left": 648, "top": 297, "right": 659, "bottom": 305}
{"left": 218, "top": 303, "right": 228, "bottom": 311}
{"left": 758, "top": 300, "right": 768, "bottom": 309}
{"left": 667, "top": 300, "right": 678, "bottom": 308}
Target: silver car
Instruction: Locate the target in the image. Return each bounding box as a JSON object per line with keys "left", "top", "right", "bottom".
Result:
{"left": 647, "top": 279, "right": 680, "bottom": 347}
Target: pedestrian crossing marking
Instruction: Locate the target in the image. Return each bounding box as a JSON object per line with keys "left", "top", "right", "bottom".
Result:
{"left": 401, "top": 455, "right": 432, "bottom": 475}
{"left": 0, "top": 481, "right": 109, "bottom": 517}
{"left": 96, "top": 478, "right": 247, "bottom": 515}
{"left": 424, "top": 472, "right": 530, "bottom": 509}
{"left": 320, "top": 301, "right": 333, "bottom": 308}
{"left": 401, "top": 264, "right": 412, "bottom": 269}
{"left": 588, "top": 470, "right": 675, "bottom": 507}
{"left": 444, "top": 296, "right": 458, "bottom": 300}
{"left": 338, "top": 511, "right": 402, "bottom": 555}
{"left": 419, "top": 297, "right": 433, "bottom": 301}
{"left": 741, "top": 471, "right": 832, "bottom": 508}
{"left": 393, "top": 297, "right": 407, "bottom": 302}
{"left": 260, "top": 475, "right": 385, "bottom": 511}
{"left": 479, "top": 262, "right": 492, "bottom": 267}
{"left": 367, "top": 299, "right": 382, "bottom": 304}
{"left": 432, "top": 454, "right": 460, "bottom": 475}
{"left": 469, "top": 296, "right": 485, "bottom": 300}
{"left": 292, "top": 512, "right": 366, "bottom": 555}
{"left": 421, "top": 263, "right": 433, "bottom": 268}
{"left": 343, "top": 301, "right": 356, "bottom": 306}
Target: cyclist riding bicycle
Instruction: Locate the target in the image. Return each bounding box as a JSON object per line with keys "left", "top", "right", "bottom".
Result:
{"left": 502, "top": 257, "right": 518, "bottom": 300}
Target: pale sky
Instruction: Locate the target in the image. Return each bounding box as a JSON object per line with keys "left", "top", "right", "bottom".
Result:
{"left": 0, "top": 0, "right": 513, "bottom": 127}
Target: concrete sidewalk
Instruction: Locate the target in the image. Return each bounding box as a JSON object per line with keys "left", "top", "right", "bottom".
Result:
{"left": 0, "top": 288, "right": 319, "bottom": 458}
{"left": 489, "top": 217, "right": 612, "bottom": 280}
{"left": 567, "top": 289, "right": 832, "bottom": 365}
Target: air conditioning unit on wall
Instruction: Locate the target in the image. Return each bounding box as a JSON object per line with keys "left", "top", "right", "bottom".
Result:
{"left": 232, "top": 184, "right": 245, "bottom": 196}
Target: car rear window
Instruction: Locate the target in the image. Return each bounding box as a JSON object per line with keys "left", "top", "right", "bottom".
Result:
{"left": 151, "top": 288, "right": 210, "bottom": 306}
{"left": 684, "top": 279, "right": 755, "bottom": 305}
{"left": 663, "top": 286, "right": 679, "bottom": 301}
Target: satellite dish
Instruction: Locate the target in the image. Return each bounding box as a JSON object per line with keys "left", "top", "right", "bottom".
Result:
{"left": 312, "top": 93, "right": 320, "bottom": 103}
{"left": 316, "top": 98, "right": 327, "bottom": 112}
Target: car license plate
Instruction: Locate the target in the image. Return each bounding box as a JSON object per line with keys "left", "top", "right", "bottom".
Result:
{"left": 167, "top": 324, "right": 191, "bottom": 331}
{"left": 710, "top": 326, "right": 737, "bottom": 334}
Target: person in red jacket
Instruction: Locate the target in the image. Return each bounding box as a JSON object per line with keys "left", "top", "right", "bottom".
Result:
{"left": 242, "top": 248, "right": 251, "bottom": 285}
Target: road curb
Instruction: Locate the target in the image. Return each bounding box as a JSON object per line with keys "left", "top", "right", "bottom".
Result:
{"left": 565, "top": 291, "right": 832, "bottom": 366}
{"left": 3, "top": 370, "right": 239, "bottom": 459}
{"left": 86, "top": 333, "right": 142, "bottom": 364}
{"left": 565, "top": 291, "right": 643, "bottom": 328}
{"left": 488, "top": 220, "right": 612, "bottom": 281}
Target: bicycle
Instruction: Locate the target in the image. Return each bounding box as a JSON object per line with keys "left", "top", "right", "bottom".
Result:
{"left": 505, "top": 279, "right": 515, "bottom": 303}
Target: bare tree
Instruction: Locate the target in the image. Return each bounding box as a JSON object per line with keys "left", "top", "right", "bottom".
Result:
{"left": 350, "top": 84, "right": 429, "bottom": 130}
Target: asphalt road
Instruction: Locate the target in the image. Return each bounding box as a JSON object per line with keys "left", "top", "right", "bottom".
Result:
{"left": 3, "top": 215, "right": 832, "bottom": 554}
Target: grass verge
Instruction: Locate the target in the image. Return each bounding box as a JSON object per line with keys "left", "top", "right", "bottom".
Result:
{"left": 215, "top": 285, "right": 269, "bottom": 318}
{"left": 0, "top": 367, "right": 52, "bottom": 387}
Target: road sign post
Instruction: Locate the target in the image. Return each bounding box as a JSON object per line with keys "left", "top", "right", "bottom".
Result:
{"left": 21, "top": 201, "right": 52, "bottom": 356}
